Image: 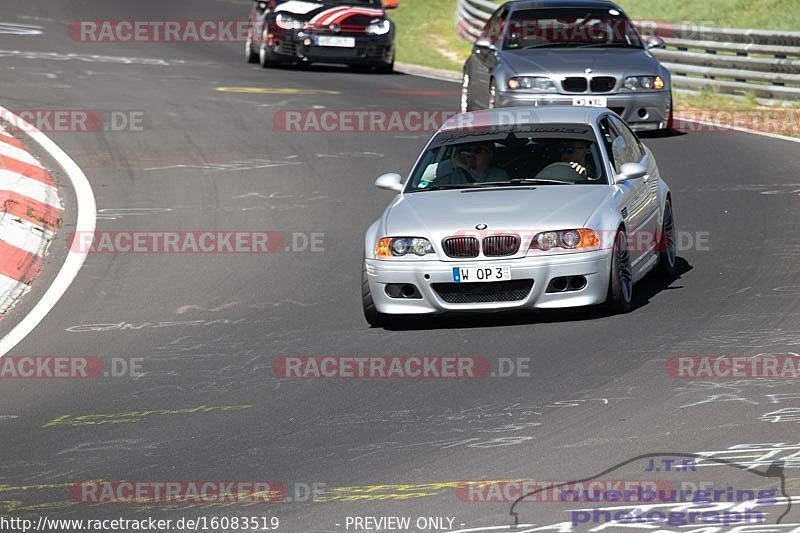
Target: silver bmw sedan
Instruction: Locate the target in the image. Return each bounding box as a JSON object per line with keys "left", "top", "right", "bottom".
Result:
{"left": 461, "top": 0, "right": 673, "bottom": 131}
{"left": 362, "top": 106, "right": 676, "bottom": 326}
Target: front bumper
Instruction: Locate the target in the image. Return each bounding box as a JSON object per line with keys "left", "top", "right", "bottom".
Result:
{"left": 270, "top": 29, "right": 393, "bottom": 65}
{"left": 496, "top": 90, "right": 672, "bottom": 131}
{"left": 365, "top": 250, "right": 612, "bottom": 315}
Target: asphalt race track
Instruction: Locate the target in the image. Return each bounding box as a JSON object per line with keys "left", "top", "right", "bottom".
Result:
{"left": 1, "top": 1, "right": 800, "bottom": 532}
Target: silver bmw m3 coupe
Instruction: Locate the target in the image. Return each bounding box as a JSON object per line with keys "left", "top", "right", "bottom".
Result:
{"left": 362, "top": 106, "right": 676, "bottom": 326}
{"left": 461, "top": 0, "right": 673, "bottom": 131}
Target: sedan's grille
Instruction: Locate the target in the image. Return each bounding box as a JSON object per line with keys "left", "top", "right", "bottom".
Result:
{"left": 442, "top": 237, "right": 479, "bottom": 258}
{"left": 590, "top": 76, "right": 617, "bottom": 92}
{"left": 432, "top": 280, "right": 534, "bottom": 304}
{"left": 482, "top": 235, "right": 520, "bottom": 257}
{"left": 562, "top": 77, "right": 588, "bottom": 92}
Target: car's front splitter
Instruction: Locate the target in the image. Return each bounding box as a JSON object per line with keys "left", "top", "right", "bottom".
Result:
{"left": 365, "top": 250, "right": 612, "bottom": 315}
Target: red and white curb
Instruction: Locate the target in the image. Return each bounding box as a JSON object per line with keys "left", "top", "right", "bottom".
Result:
{"left": 0, "top": 107, "right": 96, "bottom": 358}
{"left": 0, "top": 123, "right": 62, "bottom": 315}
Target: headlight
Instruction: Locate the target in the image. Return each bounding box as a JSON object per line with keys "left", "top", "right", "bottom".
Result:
{"left": 623, "top": 76, "right": 665, "bottom": 91}
{"left": 376, "top": 237, "right": 434, "bottom": 258}
{"left": 530, "top": 229, "right": 599, "bottom": 251}
{"left": 275, "top": 13, "right": 304, "bottom": 30}
{"left": 366, "top": 19, "right": 391, "bottom": 35}
{"left": 507, "top": 76, "right": 558, "bottom": 93}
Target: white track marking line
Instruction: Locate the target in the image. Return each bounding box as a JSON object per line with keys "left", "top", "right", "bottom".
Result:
{"left": 0, "top": 106, "right": 96, "bottom": 358}
{"left": 0, "top": 139, "right": 45, "bottom": 167}
{"left": 0, "top": 169, "right": 62, "bottom": 208}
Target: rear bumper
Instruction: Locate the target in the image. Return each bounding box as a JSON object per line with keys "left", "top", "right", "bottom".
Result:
{"left": 496, "top": 90, "right": 672, "bottom": 131}
{"left": 365, "top": 250, "right": 612, "bottom": 315}
{"left": 270, "top": 29, "right": 393, "bottom": 65}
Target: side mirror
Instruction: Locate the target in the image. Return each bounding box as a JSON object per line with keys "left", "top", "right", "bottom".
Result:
{"left": 615, "top": 162, "right": 647, "bottom": 183}
{"left": 646, "top": 36, "right": 665, "bottom": 49}
{"left": 474, "top": 38, "right": 497, "bottom": 52}
{"left": 383, "top": 0, "right": 399, "bottom": 9}
{"left": 375, "top": 173, "right": 403, "bottom": 192}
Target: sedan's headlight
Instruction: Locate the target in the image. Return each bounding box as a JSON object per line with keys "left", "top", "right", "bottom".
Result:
{"left": 507, "top": 76, "right": 558, "bottom": 93}
{"left": 275, "top": 13, "right": 305, "bottom": 30}
{"left": 623, "top": 75, "right": 665, "bottom": 91}
{"left": 530, "top": 229, "right": 600, "bottom": 251}
{"left": 376, "top": 237, "right": 434, "bottom": 257}
{"left": 366, "top": 19, "right": 391, "bottom": 35}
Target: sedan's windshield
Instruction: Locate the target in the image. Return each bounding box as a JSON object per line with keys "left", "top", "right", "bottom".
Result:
{"left": 500, "top": 8, "right": 644, "bottom": 50}
{"left": 407, "top": 130, "right": 607, "bottom": 192}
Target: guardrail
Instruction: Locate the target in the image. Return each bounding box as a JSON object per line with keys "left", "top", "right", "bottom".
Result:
{"left": 454, "top": 0, "right": 800, "bottom": 101}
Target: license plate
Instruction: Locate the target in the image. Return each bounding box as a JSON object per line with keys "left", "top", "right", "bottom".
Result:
{"left": 452, "top": 265, "right": 511, "bottom": 283}
{"left": 315, "top": 35, "right": 356, "bottom": 48}
{"left": 572, "top": 96, "right": 608, "bottom": 107}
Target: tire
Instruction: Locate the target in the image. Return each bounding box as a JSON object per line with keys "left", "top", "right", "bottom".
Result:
{"left": 461, "top": 72, "right": 472, "bottom": 113}
{"left": 245, "top": 31, "right": 259, "bottom": 63}
{"left": 362, "top": 261, "right": 388, "bottom": 327}
{"left": 606, "top": 230, "right": 633, "bottom": 314}
{"left": 665, "top": 93, "right": 675, "bottom": 131}
{"left": 656, "top": 200, "right": 677, "bottom": 276}
{"left": 375, "top": 59, "right": 394, "bottom": 74}
{"left": 375, "top": 49, "right": 394, "bottom": 73}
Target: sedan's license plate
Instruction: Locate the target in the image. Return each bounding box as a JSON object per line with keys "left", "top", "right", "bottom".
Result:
{"left": 572, "top": 96, "right": 608, "bottom": 107}
{"left": 453, "top": 265, "right": 511, "bottom": 283}
{"left": 315, "top": 36, "right": 356, "bottom": 48}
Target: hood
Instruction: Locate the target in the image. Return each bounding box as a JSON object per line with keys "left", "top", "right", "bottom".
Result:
{"left": 502, "top": 47, "right": 660, "bottom": 77}
{"left": 275, "top": 1, "right": 385, "bottom": 29}
{"left": 385, "top": 186, "right": 610, "bottom": 257}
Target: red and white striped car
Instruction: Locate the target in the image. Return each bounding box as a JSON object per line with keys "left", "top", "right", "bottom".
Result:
{"left": 246, "top": 0, "right": 398, "bottom": 72}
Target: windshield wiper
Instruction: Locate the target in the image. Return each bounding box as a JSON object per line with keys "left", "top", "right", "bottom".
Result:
{"left": 413, "top": 183, "right": 482, "bottom": 192}
{"left": 506, "top": 178, "right": 572, "bottom": 185}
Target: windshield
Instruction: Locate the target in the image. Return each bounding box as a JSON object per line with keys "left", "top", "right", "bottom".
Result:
{"left": 406, "top": 130, "right": 607, "bottom": 192}
{"left": 500, "top": 8, "right": 644, "bottom": 50}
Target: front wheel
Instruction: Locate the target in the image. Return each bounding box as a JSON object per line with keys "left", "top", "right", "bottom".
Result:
{"left": 488, "top": 79, "right": 497, "bottom": 109}
{"left": 605, "top": 230, "right": 633, "bottom": 314}
{"left": 259, "top": 32, "right": 276, "bottom": 68}
{"left": 245, "top": 31, "right": 259, "bottom": 63}
{"left": 362, "top": 262, "right": 388, "bottom": 327}
{"left": 461, "top": 72, "right": 472, "bottom": 113}
{"left": 656, "top": 200, "right": 677, "bottom": 276}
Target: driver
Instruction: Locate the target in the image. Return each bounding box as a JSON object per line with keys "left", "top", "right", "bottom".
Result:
{"left": 558, "top": 140, "right": 591, "bottom": 176}
{"left": 436, "top": 141, "right": 510, "bottom": 184}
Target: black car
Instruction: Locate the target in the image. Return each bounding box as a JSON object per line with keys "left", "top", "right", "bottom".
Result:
{"left": 245, "top": 0, "right": 398, "bottom": 72}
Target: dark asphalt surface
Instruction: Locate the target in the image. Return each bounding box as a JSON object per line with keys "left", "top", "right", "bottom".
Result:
{"left": 1, "top": 1, "right": 800, "bottom": 531}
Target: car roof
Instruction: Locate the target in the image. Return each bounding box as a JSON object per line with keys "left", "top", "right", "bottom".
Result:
{"left": 439, "top": 106, "right": 605, "bottom": 132}
{"left": 503, "top": 0, "right": 624, "bottom": 12}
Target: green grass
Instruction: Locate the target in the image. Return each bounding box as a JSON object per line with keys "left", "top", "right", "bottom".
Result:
{"left": 390, "top": 0, "right": 472, "bottom": 71}
{"left": 615, "top": 0, "right": 800, "bottom": 31}
{"left": 674, "top": 89, "right": 760, "bottom": 110}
